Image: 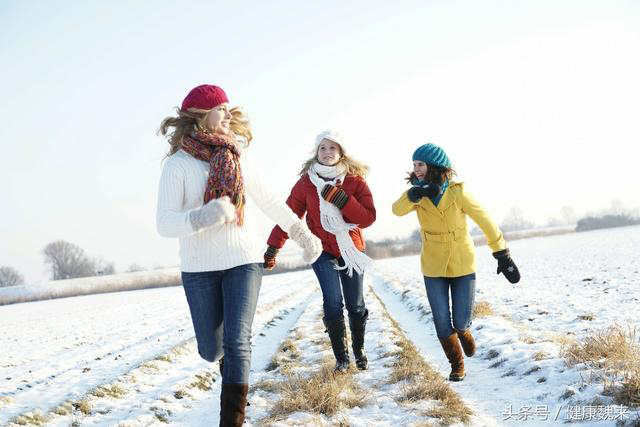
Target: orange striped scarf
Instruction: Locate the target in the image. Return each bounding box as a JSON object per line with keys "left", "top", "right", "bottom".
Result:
{"left": 181, "top": 131, "right": 245, "bottom": 226}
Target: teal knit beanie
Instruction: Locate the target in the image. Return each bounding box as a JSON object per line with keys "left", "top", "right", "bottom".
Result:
{"left": 412, "top": 143, "right": 451, "bottom": 168}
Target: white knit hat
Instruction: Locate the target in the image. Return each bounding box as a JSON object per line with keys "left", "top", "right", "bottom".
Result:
{"left": 314, "top": 129, "right": 344, "bottom": 148}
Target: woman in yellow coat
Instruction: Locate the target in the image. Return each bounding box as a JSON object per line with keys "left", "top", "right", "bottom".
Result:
{"left": 392, "top": 143, "right": 520, "bottom": 381}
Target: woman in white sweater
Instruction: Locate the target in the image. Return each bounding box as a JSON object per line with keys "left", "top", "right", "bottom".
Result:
{"left": 156, "top": 84, "right": 321, "bottom": 427}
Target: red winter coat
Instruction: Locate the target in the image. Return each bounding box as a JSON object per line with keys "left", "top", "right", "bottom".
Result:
{"left": 267, "top": 174, "right": 376, "bottom": 258}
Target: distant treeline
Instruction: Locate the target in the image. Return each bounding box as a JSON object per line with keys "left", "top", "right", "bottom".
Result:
{"left": 364, "top": 227, "right": 577, "bottom": 259}
{"left": 576, "top": 214, "right": 640, "bottom": 232}
{"left": 365, "top": 213, "right": 640, "bottom": 259}
{"left": 365, "top": 231, "right": 422, "bottom": 259}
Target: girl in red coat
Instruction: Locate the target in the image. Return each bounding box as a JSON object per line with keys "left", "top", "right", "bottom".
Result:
{"left": 265, "top": 130, "right": 376, "bottom": 372}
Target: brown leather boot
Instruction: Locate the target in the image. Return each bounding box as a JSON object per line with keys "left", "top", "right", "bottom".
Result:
{"left": 455, "top": 328, "right": 476, "bottom": 357}
{"left": 219, "top": 383, "right": 248, "bottom": 427}
{"left": 439, "top": 333, "right": 465, "bottom": 381}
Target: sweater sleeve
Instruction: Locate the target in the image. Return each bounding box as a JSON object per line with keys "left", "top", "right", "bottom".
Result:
{"left": 459, "top": 184, "right": 507, "bottom": 252}
{"left": 156, "top": 159, "right": 196, "bottom": 238}
{"left": 340, "top": 177, "right": 376, "bottom": 228}
{"left": 245, "top": 154, "right": 299, "bottom": 234}
{"left": 392, "top": 190, "right": 418, "bottom": 216}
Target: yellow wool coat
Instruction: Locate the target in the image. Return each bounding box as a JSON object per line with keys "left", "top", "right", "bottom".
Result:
{"left": 392, "top": 182, "right": 506, "bottom": 278}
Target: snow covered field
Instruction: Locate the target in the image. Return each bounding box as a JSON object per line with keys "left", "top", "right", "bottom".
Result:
{"left": 1, "top": 226, "right": 639, "bottom": 426}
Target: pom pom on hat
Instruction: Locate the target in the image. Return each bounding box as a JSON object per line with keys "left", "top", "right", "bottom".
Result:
{"left": 412, "top": 143, "right": 452, "bottom": 168}
{"left": 181, "top": 84, "right": 229, "bottom": 111}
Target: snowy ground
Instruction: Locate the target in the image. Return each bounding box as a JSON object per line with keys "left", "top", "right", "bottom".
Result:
{"left": 1, "top": 226, "right": 638, "bottom": 426}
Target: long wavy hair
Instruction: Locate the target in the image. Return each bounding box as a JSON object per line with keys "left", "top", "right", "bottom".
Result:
{"left": 406, "top": 164, "right": 456, "bottom": 185}
{"left": 158, "top": 106, "right": 252, "bottom": 158}
{"left": 298, "top": 143, "right": 369, "bottom": 178}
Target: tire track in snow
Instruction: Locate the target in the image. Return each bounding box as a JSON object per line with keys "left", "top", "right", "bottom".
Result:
{"left": 1, "top": 270, "right": 319, "bottom": 426}
{"left": 245, "top": 280, "right": 481, "bottom": 426}
{"left": 369, "top": 270, "right": 574, "bottom": 426}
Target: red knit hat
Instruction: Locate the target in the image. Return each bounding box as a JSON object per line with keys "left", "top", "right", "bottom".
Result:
{"left": 180, "top": 85, "right": 229, "bottom": 111}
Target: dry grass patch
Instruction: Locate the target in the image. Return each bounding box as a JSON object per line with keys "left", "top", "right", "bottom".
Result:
{"left": 123, "top": 373, "right": 138, "bottom": 384}
{"left": 188, "top": 371, "right": 215, "bottom": 391}
{"left": 552, "top": 333, "right": 577, "bottom": 347}
{"left": 561, "top": 324, "right": 640, "bottom": 407}
{"left": 173, "top": 389, "right": 190, "bottom": 400}
{"left": 154, "top": 412, "right": 169, "bottom": 423}
{"left": 151, "top": 406, "right": 171, "bottom": 423}
{"left": 577, "top": 313, "right": 596, "bottom": 321}
{"left": 399, "top": 379, "right": 452, "bottom": 403}
{"left": 310, "top": 335, "right": 332, "bottom": 350}
{"left": 90, "top": 383, "right": 126, "bottom": 399}
{"left": 280, "top": 339, "right": 300, "bottom": 358}
{"left": 559, "top": 388, "right": 576, "bottom": 400}
{"left": 170, "top": 343, "right": 192, "bottom": 357}
{"left": 616, "top": 366, "right": 640, "bottom": 407}
{"left": 524, "top": 366, "right": 541, "bottom": 376}
{"left": 155, "top": 354, "right": 173, "bottom": 363}
{"left": 264, "top": 362, "right": 368, "bottom": 422}
{"left": 372, "top": 292, "right": 472, "bottom": 426}
{"left": 387, "top": 339, "right": 425, "bottom": 384}
{"left": 266, "top": 338, "right": 302, "bottom": 373}
{"left": 472, "top": 301, "right": 494, "bottom": 319}
{"left": 562, "top": 325, "right": 637, "bottom": 368}
{"left": 484, "top": 349, "right": 500, "bottom": 360}
{"left": 251, "top": 379, "right": 279, "bottom": 393}
{"left": 9, "top": 410, "right": 48, "bottom": 426}
{"left": 533, "top": 351, "right": 550, "bottom": 361}
{"left": 0, "top": 395, "right": 14, "bottom": 411}
{"left": 51, "top": 401, "right": 74, "bottom": 416}
{"left": 73, "top": 398, "right": 92, "bottom": 415}
{"left": 140, "top": 361, "right": 161, "bottom": 372}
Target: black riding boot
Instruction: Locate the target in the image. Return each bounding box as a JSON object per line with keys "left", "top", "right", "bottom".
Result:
{"left": 323, "top": 316, "right": 350, "bottom": 373}
{"left": 349, "top": 309, "right": 369, "bottom": 370}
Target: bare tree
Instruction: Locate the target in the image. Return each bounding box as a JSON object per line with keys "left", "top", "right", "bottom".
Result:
{"left": 126, "top": 263, "right": 145, "bottom": 273}
{"left": 500, "top": 206, "right": 535, "bottom": 232}
{"left": 42, "top": 240, "right": 95, "bottom": 280}
{"left": 546, "top": 216, "right": 562, "bottom": 227}
{"left": 608, "top": 199, "right": 625, "bottom": 216}
{"left": 561, "top": 205, "right": 577, "bottom": 225}
{"left": 0, "top": 266, "right": 24, "bottom": 287}
{"left": 94, "top": 258, "right": 116, "bottom": 276}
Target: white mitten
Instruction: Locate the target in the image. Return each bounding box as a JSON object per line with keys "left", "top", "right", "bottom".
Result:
{"left": 289, "top": 222, "right": 322, "bottom": 263}
{"left": 189, "top": 196, "right": 237, "bottom": 231}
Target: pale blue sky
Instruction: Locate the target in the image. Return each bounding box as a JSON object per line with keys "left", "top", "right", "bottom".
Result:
{"left": 2, "top": 1, "right": 639, "bottom": 283}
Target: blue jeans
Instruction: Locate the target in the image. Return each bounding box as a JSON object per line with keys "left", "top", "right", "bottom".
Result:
{"left": 181, "top": 263, "right": 262, "bottom": 384}
{"left": 424, "top": 274, "right": 476, "bottom": 339}
{"left": 311, "top": 252, "right": 366, "bottom": 321}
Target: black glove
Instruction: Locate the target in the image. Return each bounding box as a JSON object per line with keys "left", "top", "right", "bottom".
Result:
{"left": 493, "top": 249, "right": 520, "bottom": 284}
{"left": 407, "top": 184, "right": 441, "bottom": 203}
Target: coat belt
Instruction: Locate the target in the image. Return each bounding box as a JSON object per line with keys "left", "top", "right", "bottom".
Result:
{"left": 423, "top": 228, "right": 467, "bottom": 243}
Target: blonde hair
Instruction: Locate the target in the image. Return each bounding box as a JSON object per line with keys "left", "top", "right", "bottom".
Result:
{"left": 298, "top": 143, "right": 369, "bottom": 178}
{"left": 158, "top": 106, "right": 252, "bottom": 157}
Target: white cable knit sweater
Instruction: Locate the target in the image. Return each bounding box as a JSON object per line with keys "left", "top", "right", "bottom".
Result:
{"left": 156, "top": 149, "right": 298, "bottom": 272}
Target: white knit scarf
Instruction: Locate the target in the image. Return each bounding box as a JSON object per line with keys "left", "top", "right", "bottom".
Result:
{"left": 308, "top": 163, "right": 373, "bottom": 277}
